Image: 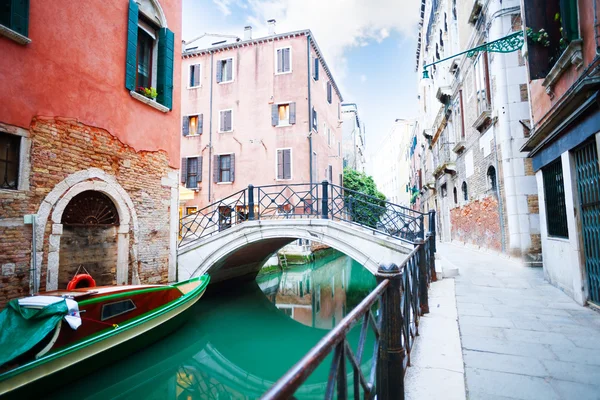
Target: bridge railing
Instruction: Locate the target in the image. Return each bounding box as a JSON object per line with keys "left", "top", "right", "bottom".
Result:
{"left": 261, "top": 233, "right": 437, "bottom": 400}
{"left": 179, "top": 181, "right": 434, "bottom": 246}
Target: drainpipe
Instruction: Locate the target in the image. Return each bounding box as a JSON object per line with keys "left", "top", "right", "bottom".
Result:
{"left": 307, "top": 35, "right": 313, "bottom": 185}
{"left": 208, "top": 52, "right": 214, "bottom": 203}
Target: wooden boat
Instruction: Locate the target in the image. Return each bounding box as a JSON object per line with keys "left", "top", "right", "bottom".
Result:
{"left": 0, "top": 275, "right": 210, "bottom": 398}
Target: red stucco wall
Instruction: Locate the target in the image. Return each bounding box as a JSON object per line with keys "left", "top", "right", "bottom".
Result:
{"left": 0, "top": 0, "right": 181, "bottom": 168}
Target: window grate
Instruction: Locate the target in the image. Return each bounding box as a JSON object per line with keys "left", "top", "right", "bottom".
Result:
{"left": 542, "top": 159, "right": 569, "bottom": 238}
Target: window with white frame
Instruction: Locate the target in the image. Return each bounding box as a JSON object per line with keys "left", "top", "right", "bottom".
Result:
{"left": 271, "top": 103, "right": 296, "bottom": 126}
{"left": 219, "top": 110, "right": 232, "bottom": 132}
{"left": 216, "top": 57, "right": 233, "bottom": 83}
{"left": 181, "top": 156, "right": 202, "bottom": 189}
{"left": 276, "top": 148, "right": 292, "bottom": 180}
{"left": 327, "top": 126, "right": 331, "bottom": 147}
{"left": 136, "top": 18, "right": 158, "bottom": 89}
{"left": 217, "top": 154, "right": 234, "bottom": 183}
{"left": 327, "top": 81, "right": 332, "bottom": 104}
{"left": 189, "top": 64, "right": 201, "bottom": 88}
{"left": 312, "top": 108, "right": 318, "bottom": 131}
{"left": 276, "top": 47, "right": 291, "bottom": 74}
{"left": 182, "top": 114, "right": 203, "bottom": 136}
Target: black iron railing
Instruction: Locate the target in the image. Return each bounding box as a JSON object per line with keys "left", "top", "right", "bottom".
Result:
{"left": 179, "top": 182, "right": 432, "bottom": 246}
{"left": 261, "top": 233, "right": 437, "bottom": 400}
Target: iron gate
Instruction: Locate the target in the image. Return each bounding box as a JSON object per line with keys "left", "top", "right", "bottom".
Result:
{"left": 574, "top": 140, "right": 600, "bottom": 304}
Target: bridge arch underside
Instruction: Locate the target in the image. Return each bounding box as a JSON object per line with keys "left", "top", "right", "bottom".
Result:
{"left": 177, "top": 219, "right": 412, "bottom": 285}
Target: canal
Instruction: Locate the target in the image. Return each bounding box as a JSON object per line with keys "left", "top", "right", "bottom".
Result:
{"left": 47, "top": 250, "right": 378, "bottom": 399}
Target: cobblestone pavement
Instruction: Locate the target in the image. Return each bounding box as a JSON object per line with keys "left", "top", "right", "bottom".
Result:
{"left": 437, "top": 242, "right": 600, "bottom": 400}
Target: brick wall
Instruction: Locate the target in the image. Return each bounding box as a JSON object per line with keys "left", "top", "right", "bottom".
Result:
{"left": 0, "top": 117, "right": 175, "bottom": 308}
{"left": 450, "top": 195, "right": 502, "bottom": 251}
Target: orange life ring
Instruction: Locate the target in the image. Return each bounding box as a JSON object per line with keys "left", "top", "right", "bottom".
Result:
{"left": 67, "top": 274, "right": 96, "bottom": 290}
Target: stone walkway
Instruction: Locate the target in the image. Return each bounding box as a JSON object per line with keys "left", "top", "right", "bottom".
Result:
{"left": 438, "top": 242, "right": 600, "bottom": 400}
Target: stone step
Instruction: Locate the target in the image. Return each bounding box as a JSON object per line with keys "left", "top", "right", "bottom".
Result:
{"left": 435, "top": 257, "right": 459, "bottom": 279}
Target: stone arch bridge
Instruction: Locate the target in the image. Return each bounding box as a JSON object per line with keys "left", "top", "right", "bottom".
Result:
{"left": 177, "top": 182, "right": 435, "bottom": 284}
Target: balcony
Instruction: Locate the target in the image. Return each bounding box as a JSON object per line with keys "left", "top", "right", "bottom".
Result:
{"left": 433, "top": 142, "right": 456, "bottom": 179}
{"left": 472, "top": 90, "right": 492, "bottom": 132}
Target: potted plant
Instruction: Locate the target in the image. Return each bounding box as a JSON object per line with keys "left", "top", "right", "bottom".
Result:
{"left": 135, "top": 87, "right": 158, "bottom": 101}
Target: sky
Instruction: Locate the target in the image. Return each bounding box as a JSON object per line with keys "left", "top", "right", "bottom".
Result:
{"left": 182, "top": 0, "right": 421, "bottom": 158}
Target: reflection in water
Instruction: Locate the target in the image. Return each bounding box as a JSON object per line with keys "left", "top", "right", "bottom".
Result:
{"left": 47, "top": 251, "right": 376, "bottom": 400}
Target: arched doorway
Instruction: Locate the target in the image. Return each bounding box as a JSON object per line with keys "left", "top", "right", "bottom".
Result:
{"left": 58, "top": 191, "right": 120, "bottom": 288}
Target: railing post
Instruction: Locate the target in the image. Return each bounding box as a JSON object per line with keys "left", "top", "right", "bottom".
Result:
{"left": 322, "top": 180, "right": 329, "bottom": 219}
{"left": 427, "top": 233, "right": 437, "bottom": 282}
{"left": 248, "top": 184, "right": 255, "bottom": 221}
{"left": 377, "top": 263, "right": 405, "bottom": 400}
{"left": 428, "top": 210, "right": 436, "bottom": 253}
{"left": 418, "top": 214, "right": 425, "bottom": 241}
{"left": 415, "top": 240, "right": 429, "bottom": 314}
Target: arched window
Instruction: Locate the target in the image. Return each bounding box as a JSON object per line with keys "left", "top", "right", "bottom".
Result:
{"left": 453, "top": 187, "right": 458, "bottom": 204}
{"left": 487, "top": 166, "right": 497, "bottom": 191}
{"left": 462, "top": 181, "right": 468, "bottom": 201}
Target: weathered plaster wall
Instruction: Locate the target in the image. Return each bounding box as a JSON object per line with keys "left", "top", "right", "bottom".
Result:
{"left": 0, "top": 0, "right": 182, "bottom": 168}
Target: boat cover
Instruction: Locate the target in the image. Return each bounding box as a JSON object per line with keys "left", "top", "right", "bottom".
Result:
{"left": 0, "top": 297, "right": 80, "bottom": 367}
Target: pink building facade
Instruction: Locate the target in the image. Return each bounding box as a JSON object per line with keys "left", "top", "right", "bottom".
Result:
{"left": 180, "top": 29, "right": 343, "bottom": 213}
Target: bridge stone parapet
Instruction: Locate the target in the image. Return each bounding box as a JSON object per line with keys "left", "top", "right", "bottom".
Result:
{"left": 177, "top": 219, "right": 413, "bottom": 284}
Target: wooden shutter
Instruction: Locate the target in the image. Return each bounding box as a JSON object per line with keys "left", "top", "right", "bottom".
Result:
{"left": 9, "top": 0, "right": 29, "bottom": 37}
{"left": 198, "top": 156, "right": 203, "bottom": 182}
{"left": 283, "top": 48, "right": 290, "bottom": 72}
{"left": 314, "top": 58, "right": 319, "bottom": 80}
{"left": 560, "top": 0, "right": 579, "bottom": 41}
{"left": 213, "top": 155, "right": 220, "bottom": 182}
{"left": 216, "top": 60, "right": 223, "bottom": 83}
{"left": 230, "top": 154, "right": 235, "bottom": 182}
{"left": 220, "top": 111, "right": 225, "bottom": 132}
{"left": 328, "top": 165, "right": 332, "bottom": 182}
{"left": 226, "top": 110, "right": 232, "bottom": 131}
{"left": 272, "top": 104, "right": 279, "bottom": 126}
{"left": 327, "top": 82, "right": 332, "bottom": 103}
{"left": 181, "top": 158, "right": 187, "bottom": 184}
{"left": 284, "top": 149, "right": 291, "bottom": 179}
{"left": 277, "top": 150, "right": 284, "bottom": 179}
{"left": 182, "top": 116, "right": 190, "bottom": 136}
{"left": 157, "top": 28, "right": 175, "bottom": 110}
{"left": 276, "top": 49, "right": 282, "bottom": 73}
{"left": 289, "top": 102, "right": 296, "bottom": 124}
{"left": 125, "top": 0, "right": 139, "bottom": 91}
{"left": 226, "top": 59, "right": 233, "bottom": 81}
{"left": 197, "top": 114, "right": 203, "bottom": 134}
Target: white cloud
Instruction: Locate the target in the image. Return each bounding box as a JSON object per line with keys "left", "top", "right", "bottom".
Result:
{"left": 213, "top": 0, "right": 233, "bottom": 16}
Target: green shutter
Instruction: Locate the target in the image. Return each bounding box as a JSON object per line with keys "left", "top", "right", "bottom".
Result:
{"left": 125, "top": 0, "right": 138, "bottom": 91}
{"left": 157, "top": 27, "right": 175, "bottom": 110}
{"left": 559, "top": 0, "right": 579, "bottom": 41}
{"left": 10, "top": 0, "right": 29, "bottom": 37}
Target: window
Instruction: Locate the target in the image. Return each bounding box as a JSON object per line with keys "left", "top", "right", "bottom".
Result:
{"left": 312, "top": 151, "right": 318, "bottom": 183}
{"left": 474, "top": 52, "right": 491, "bottom": 115}
{"left": 542, "top": 159, "right": 569, "bottom": 238}
{"left": 313, "top": 57, "right": 320, "bottom": 80}
{"left": 462, "top": 181, "right": 468, "bottom": 201}
{"left": 125, "top": 1, "right": 174, "bottom": 109}
{"left": 312, "top": 108, "right": 318, "bottom": 131}
{"left": 328, "top": 165, "right": 333, "bottom": 183}
{"left": 338, "top": 141, "right": 341, "bottom": 157}
{"left": 181, "top": 156, "right": 201, "bottom": 189}
{"left": 277, "top": 149, "right": 292, "bottom": 180}
{"left": 217, "top": 58, "right": 233, "bottom": 83}
{"left": 216, "top": 154, "right": 234, "bottom": 183}
{"left": 0, "top": 132, "right": 20, "bottom": 190}
{"left": 219, "top": 110, "right": 232, "bottom": 132}
{"left": 0, "top": 0, "right": 29, "bottom": 37}
{"left": 487, "top": 166, "right": 497, "bottom": 191}
{"left": 453, "top": 187, "right": 458, "bottom": 204}
{"left": 452, "top": 91, "right": 465, "bottom": 140}
{"left": 271, "top": 103, "right": 296, "bottom": 126}
{"left": 189, "top": 64, "right": 201, "bottom": 87}
{"left": 136, "top": 25, "right": 155, "bottom": 89}
{"left": 186, "top": 206, "right": 198, "bottom": 215}
{"left": 276, "top": 47, "right": 291, "bottom": 74}
{"left": 101, "top": 299, "right": 136, "bottom": 321}
{"left": 327, "top": 126, "right": 331, "bottom": 146}
{"left": 182, "top": 114, "right": 203, "bottom": 136}
{"left": 327, "top": 82, "right": 332, "bottom": 104}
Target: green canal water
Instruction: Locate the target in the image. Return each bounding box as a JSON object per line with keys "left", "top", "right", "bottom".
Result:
{"left": 48, "top": 250, "right": 377, "bottom": 400}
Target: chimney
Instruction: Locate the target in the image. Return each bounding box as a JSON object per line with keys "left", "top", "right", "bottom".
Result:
{"left": 267, "top": 19, "right": 276, "bottom": 35}
{"left": 244, "top": 25, "right": 252, "bottom": 40}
